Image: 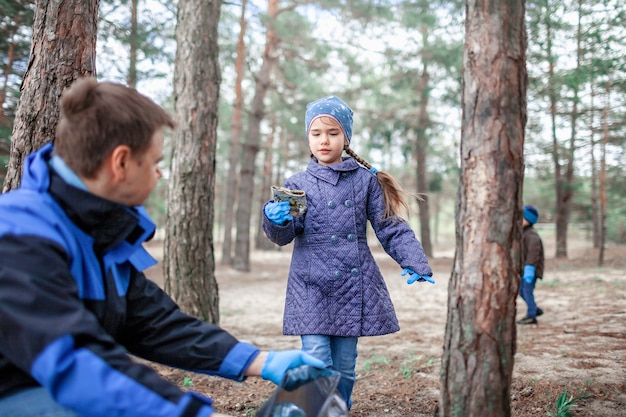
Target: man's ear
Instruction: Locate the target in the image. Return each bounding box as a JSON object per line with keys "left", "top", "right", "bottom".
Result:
{"left": 109, "top": 145, "right": 132, "bottom": 181}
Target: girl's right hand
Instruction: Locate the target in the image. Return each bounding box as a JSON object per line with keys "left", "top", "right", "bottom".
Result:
{"left": 264, "top": 201, "right": 293, "bottom": 225}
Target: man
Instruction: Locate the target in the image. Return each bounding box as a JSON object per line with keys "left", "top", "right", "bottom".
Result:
{"left": 517, "top": 205, "right": 545, "bottom": 325}
{"left": 0, "top": 78, "right": 323, "bottom": 417}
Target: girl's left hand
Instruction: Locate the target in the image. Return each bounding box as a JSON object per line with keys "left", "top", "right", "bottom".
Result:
{"left": 401, "top": 268, "right": 435, "bottom": 285}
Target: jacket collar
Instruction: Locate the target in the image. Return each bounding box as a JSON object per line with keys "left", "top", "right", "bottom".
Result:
{"left": 23, "top": 144, "right": 155, "bottom": 254}
{"left": 306, "top": 157, "right": 360, "bottom": 185}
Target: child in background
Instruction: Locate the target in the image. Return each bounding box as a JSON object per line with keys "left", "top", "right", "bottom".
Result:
{"left": 517, "top": 205, "right": 545, "bottom": 325}
{"left": 262, "top": 95, "right": 434, "bottom": 409}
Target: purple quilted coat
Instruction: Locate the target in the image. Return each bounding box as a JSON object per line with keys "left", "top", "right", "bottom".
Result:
{"left": 263, "top": 157, "right": 432, "bottom": 337}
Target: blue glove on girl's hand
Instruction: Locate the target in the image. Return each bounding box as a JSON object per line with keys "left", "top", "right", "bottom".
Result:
{"left": 264, "top": 201, "right": 293, "bottom": 225}
{"left": 522, "top": 264, "right": 536, "bottom": 284}
{"left": 401, "top": 268, "right": 435, "bottom": 285}
{"left": 261, "top": 350, "right": 325, "bottom": 385}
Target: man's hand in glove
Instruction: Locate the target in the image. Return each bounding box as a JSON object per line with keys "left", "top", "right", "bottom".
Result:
{"left": 260, "top": 350, "right": 325, "bottom": 385}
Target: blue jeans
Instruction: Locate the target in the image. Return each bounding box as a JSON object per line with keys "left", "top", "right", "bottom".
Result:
{"left": 301, "top": 335, "right": 358, "bottom": 410}
{"left": 0, "top": 387, "right": 80, "bottom": 417}
{"left": 519, "top": 278, "right": 538, "bottom": 318}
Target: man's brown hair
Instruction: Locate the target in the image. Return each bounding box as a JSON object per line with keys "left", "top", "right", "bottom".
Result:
{"left": 54, "top": 77, "right": 175, "bottom": 177}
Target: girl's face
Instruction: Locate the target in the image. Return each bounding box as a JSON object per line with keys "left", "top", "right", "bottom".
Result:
{"left": 307, "top": 116, "right": 348, "bottom": 166}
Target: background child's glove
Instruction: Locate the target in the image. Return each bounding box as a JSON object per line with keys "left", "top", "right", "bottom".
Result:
{"left": 261, "top": 350, "right": 325, "bottom": 385}
{"left": 522, "top": 264, "right": 536, "bottom": 284}
{"left": 264, "top": 201, "right": 293, "bottom": 225}
{"left": 401, "top": 268, "right": 435, "bottom": 285}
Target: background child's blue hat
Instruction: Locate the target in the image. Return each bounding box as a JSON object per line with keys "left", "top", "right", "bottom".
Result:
{"left": 305, "top": 96, "right": 353, "bottom": 142}
{"left": 523, "top": 205, "right": 539, "bottom": 224}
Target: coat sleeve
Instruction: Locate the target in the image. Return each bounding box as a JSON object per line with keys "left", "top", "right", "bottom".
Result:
{"left": 120, "top": 270, "right": 259, "bottom": 380}
{"left": 0, "top": 234, "right": 255, "bottom": 417}
{"left": 523, "top": 231, "right": 543, "bottom": 269}
{"left": 262, "top": 200, "right": 298, "bottom": 246}
{"left": 366, "top": 175, "right": 432, "bottom": 277}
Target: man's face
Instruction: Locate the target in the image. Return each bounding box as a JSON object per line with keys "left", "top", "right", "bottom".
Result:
{"left": 119, "top": 129, "right": 164, "bottom": 207}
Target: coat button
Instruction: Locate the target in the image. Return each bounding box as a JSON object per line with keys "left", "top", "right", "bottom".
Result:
{"left": 344, "top": 200, "right": 353, "bottom": 207}
{"left": 330, "top": 235, "right": 339, "bottom": 244}
{"left": 347, "top": 234, "right": 356, "bottom": 242}
{"left": 334, "top": 270, "right": 343, "bottom": 278}
{"left": 350, "top": 268, "right": 359, "bottom": 276}
{"left": 327, "top": 200, "right": 337, "bottom": 209}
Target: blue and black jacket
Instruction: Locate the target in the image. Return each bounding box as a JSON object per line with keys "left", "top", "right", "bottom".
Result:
{"left": 0, "top": 145, "right": 260, "bottom": 416}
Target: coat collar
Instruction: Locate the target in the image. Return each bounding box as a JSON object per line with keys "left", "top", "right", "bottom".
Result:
{"left": 306, "top": 157, "right": 360, "bottom": 185}
{"left": 22, "top": 144, "right": 155, "bottom": 255}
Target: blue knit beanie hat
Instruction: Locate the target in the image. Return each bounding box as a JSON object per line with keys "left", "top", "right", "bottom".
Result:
{"left": 523, "top": 205, "right": 539, "bottom": 224}
{"left": 305, "top": 96, "right": 353, "bottom": 142}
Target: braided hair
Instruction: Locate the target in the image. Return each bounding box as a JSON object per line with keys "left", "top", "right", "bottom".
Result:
{"left": 343, "top": 146, "right": 416, "bottom": 219}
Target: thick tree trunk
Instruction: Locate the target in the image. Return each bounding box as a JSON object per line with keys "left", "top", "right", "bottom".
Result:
{"left": 221, "top": 0, "right": 247, "bottom": 265}
{"left": 3, "top": 0, "right": 98, "bottom": 192}
{"left": 233, "top": 0, "right": 279, "bottom": 271}
{"left": 165, "top": 0, "right": 221, "bottom": 323}
{"left": 440, "top": 1, "right": 527, "bottom": 416}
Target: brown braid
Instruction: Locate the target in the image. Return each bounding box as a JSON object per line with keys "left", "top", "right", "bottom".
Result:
{"left": 344, "top": 146, "right": 416, "bottom": 219}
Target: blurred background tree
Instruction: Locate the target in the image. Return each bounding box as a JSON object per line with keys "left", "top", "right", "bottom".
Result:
{"left": 2, "top": 0, "right": 625, "bottom": 269}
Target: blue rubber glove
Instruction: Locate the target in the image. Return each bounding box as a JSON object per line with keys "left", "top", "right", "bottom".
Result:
{"left": 522, "top": 264, "right": 536, "bottom": 284}
{"left": 264, "top": 201, "right": 293, "bottom": 225}
{"left": 261, "top": 350, "right": 326, "bottom": 385}
{"left": 401, "top": 268, "right": 435, "bottom": 284}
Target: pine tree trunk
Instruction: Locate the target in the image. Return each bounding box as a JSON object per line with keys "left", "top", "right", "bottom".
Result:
{"left": 3, "top": 0, "right": 98, "bottom": 192}
{"left": 598, "top": 83, "right": 610, "bottom": 267}
{"left": 415, "top": 58, "right": 433, "bottom": 257}
{"left": 233, "top": 0, "right": 279, "bottom": 271}
{"left": 440, "top": 1, "right": 527, "bottom": 416}
{"left": 256, "top": 112, "right": 277, "bottom": 250}
{"left": 164, "top": 0, "right": 221, "bottom": 323}
{"left": 127, "top": 0, "right": 139, "bottom": 88}
{"left": 221, "top": 0, "right": 247, "bottom": 265}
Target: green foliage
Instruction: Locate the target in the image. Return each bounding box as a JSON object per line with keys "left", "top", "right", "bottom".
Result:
{"left": 362, "top": 355, "right": 390, "bottom": 372}
{"left": 98, "top": 0, "right": 176, "bottom": 89}
{"left": 546, "top": 389, "right": 591, "bottom": 417}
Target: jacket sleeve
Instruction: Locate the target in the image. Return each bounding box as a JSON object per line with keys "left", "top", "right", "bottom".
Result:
{"left": 366, "top": 175, "right": 432, "bottom": 276}
{"left": 523, "top": 230, "right": 543, "bottom": 269}
{"left": 262, "top": 200, "right": 297, "bottom": 246}
{"left": 0, "top": 234, "right": 253, "bottom": 417}
{"left": 119, "top": 270, "right": 260, "bottom": 380}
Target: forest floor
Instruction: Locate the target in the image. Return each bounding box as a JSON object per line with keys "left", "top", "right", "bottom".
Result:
{"left": 143, "top": 240, "right": 626, "bottom": 417}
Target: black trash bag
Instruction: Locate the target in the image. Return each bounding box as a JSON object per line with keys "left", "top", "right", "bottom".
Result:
{"left": 256, "top": 365, "right": 348, "bottom": 417}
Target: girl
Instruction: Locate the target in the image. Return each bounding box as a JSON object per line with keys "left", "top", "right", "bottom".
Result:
{"left": 262, "top": 95, "right": 433, "bottom": 409}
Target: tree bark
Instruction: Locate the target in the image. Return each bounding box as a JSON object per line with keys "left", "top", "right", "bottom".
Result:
{"left": 256, "top": 110, "right": 277, "bottom": 250}
{"left": 598, "top": 82, "right": 610, "bottom": 267}
{"left": 221, "top": 0, "right": 247, "bottom": 265}
{"left": 415, "top": 57, "right": 433, "bottom": 257}
{"left": 542, "top": 0, "right": 574, "bottom": 259}
{"left": 440, "top": 1, "right": 527, "bottom": 416}
{"left": 233, "top": 0, "right": 279, "bottom": 271}
{"left": 3, "top": 0, "right": 98, "bottom": 192}
{"left": 164, "top": 0, "right": 221, "bottom": 323}
{"left": 127, "top": 0, "right": 139, "bottom": 88}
